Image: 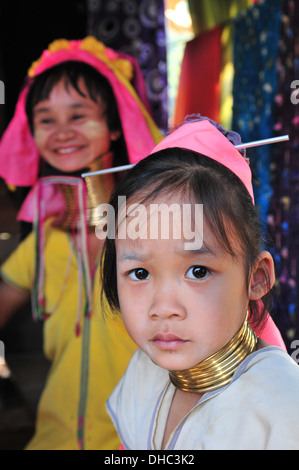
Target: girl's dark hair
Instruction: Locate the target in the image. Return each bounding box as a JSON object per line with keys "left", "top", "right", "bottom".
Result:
{"left": 25, "top": 61, "right": 129, "bottom": 178}
{"left": 102, "top": 147, "right": 272, "bottom": 330}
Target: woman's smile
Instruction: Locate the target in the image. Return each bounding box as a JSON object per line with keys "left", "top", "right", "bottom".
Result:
{"left": 53, "top": 145, "right": 85, "bottom": 155}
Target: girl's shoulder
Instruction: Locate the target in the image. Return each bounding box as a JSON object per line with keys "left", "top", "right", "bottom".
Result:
{"left": 106, "top": 349, "right": 169, "bottom": 449}
{"left": 235, "top": 346, "right": 299, "bottom": 382}
{"left": 230, "top": 346, "right": 299, "bottom": 408}
{"left": 220, "top": 347, "right": 299, "bottom": 449}
{"left": 113, "top": 348, "right": 169, "bottom": 397}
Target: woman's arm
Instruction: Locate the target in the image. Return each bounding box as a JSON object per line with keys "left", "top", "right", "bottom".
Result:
{"left": 0, "top": 280, "right": 30, "bottom": 328}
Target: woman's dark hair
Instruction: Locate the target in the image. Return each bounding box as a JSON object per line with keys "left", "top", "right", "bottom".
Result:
{"left": 25, "top": 61, "right": 129, "bottom": 177}
{"left": 102, "top": 147, "right": 272, "bottom": 330}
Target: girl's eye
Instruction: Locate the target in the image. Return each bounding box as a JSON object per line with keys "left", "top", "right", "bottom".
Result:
{"left": 72, "top": 114, "right": 85, "bottom": 120}
{"left": 128, "top": 268, "right": 150, "bottom": 281}
{"left": 185, "top": 266, "right": 209, "bottom": 280}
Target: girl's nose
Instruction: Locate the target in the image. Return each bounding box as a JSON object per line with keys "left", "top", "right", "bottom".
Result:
{"left": 148, "top": 284, "right": 187, "bottom": 320}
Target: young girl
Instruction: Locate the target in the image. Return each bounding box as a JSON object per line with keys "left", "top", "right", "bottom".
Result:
{"left": 102, "top": 117, "right": 299, "bottom": 450}
{"left": 0, "top": 37, "right": 161, "bottom": 450}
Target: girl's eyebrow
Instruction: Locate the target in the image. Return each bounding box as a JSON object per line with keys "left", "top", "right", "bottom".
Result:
{"left": 117, "top": 252, "right": 148, "bottom": 262}
{"left": 184, "top": 246, "right": 217, "bottom": 256}
{"left": 117, "top": 245, "right": 217, "bottom": 262}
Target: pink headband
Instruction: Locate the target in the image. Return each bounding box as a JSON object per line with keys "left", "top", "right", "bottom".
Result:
{"left": 0, "top": 37, "right": 162, "bottom": 187}
{"left": 150, "top": 119, "right": 254, "bottom": 202}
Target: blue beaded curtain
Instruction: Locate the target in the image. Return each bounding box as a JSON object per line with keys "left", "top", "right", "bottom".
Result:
{"left": 232, "top": 0, "right": 299, "bottom": 353}
{"left": 267, "top": 0, "right": 299, "bottom": 351}
{"left": 87, "top": 0, "right": 168, "bottom": 133}
{"left": 232, "top": 0, "right": 282, "bottom": 228}
{"left": 233, "top": 0, "right": 299, "bottom": 351}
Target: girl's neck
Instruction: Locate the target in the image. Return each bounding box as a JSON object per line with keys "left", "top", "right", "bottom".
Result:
{"left": 169, "top": 312, "right": 257, "bottom": 394}
{"left": 162, "top": 318, "right": 261, "bottom": 449}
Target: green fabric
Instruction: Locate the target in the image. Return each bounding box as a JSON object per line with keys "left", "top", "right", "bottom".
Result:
{"left": 188, "top": 0, "right": 254, "bottom": 34}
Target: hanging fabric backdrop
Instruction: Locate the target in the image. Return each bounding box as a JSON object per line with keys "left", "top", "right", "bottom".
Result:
{"left": 267, "top": 0, "right": 299, "bottom": 351}
{"left": 174, "top": 0, "right": 299, "bottom": 352}
{"left": 86, "top": 0, "right": 299, "bottom": 351}
{"left": 87, "top": 0, "right": 168, "bottom": 133}
{"left": 232, "top": 0, "right": 281, "bottom": 229}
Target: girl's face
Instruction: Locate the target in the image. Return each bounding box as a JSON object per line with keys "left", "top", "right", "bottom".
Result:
{"left": 33, "top": 78, "right": 119, "bottom": 173}
{"left": 115, "top": 193, "right": 255, "bottom": 372}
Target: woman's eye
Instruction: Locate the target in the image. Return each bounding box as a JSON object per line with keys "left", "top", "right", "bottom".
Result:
{"left": 72, "top": 114, "right": 86, "bottom": 121}
{"left": 185, "top": 266, "right": 209, "bottom": 280}
{"left": 39, "top": 118, "right": 54, "bottom": 125}
{"left": 128, "top": 268, "right": 150, "bottom": 281}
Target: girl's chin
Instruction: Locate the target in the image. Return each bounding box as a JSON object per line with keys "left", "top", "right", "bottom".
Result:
{"left": 147, "top": 351, "right": 197, "bottom": 372}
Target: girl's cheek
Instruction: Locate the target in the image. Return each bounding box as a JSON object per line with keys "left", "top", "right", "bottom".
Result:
{"left": 34, "top": 128, "right": 48, "bottom": 149}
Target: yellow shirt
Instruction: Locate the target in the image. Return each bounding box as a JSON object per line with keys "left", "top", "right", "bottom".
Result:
{"left": 1, "top": 225, "right": 136, "bottom": 450}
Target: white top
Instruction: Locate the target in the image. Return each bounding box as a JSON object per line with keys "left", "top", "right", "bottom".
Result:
{"left": 107, "top": 347, "right": 299, "bottom": 450}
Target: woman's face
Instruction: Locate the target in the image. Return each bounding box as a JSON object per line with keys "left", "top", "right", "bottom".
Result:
{"left": 115, "top": 193, "right": 252, "bottom": 372}
{"left": 33, "top": 78, "right": 119, "bottom": 173}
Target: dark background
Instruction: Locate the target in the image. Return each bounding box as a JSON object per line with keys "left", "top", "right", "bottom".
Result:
{"left": 0, "top": 0, "right": 87, "bottom": 134}
{"left": 0, "top": 0, "right": 88, "bottom": 449}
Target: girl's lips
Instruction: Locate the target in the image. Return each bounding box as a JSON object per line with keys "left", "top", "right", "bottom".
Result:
{"left": 54, "top": 145, "right": 85, "bottom": 154}
{"left": 151, "top": 333, "right": 189, "bottom": 350}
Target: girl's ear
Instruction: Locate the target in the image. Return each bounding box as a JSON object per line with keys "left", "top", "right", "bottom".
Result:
{"left": 249, "top": 251, "right": 275, "bottom": 301}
